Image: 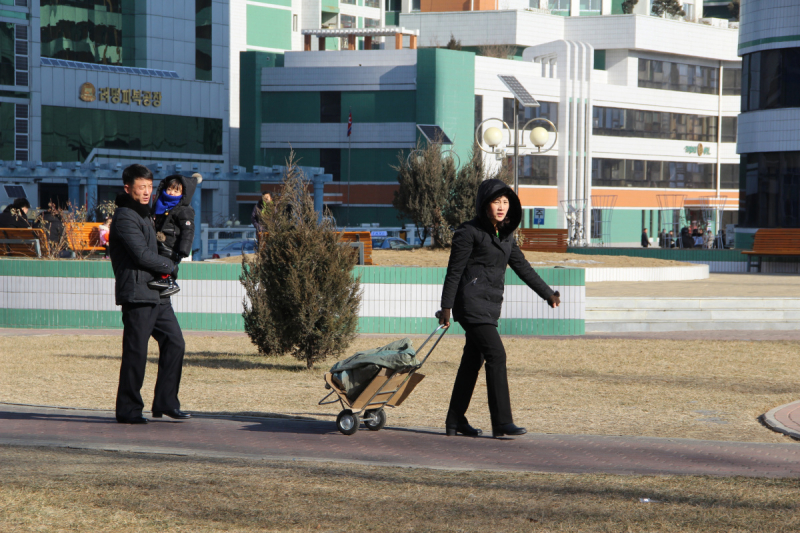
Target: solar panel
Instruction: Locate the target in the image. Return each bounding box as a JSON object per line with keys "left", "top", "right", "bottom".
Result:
{"left": 4, "top": 185, "right": 26, "bottom": 199}
{"left": 39, "top": 57, "right": 180, "bottom": 78}
{"left": 498, "top": 75, "right": 540, "bottom": 108}
{"left": 416, "top": 125, "right": 453, "bottom": 145}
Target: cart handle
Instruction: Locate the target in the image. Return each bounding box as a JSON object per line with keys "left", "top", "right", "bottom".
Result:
{"left": 415, "top": 323, "right": 449, "bottom": 367}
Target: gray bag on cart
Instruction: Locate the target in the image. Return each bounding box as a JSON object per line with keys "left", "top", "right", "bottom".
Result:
{"left": 330, "top": 338, "right": 419, "bottom": 401}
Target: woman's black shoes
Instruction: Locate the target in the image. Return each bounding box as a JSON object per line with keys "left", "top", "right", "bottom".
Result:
{"left": 492, "top": 423, "right": 527, "bottom": 438}
{"left": 445, "top": 422, "right": 483, "bottom": 437}
{"left": 152, "top": 409, "right": 191, "bottom": 420}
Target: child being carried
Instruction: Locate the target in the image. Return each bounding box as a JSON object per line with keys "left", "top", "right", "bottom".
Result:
{"left": 148, "top": 173, "right": 201, "bottom": 296}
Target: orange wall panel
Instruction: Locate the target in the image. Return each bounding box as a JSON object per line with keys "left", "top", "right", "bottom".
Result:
{"left": 420, "top": 0, "right": 495, "bottom": 12}
{"left": 518, "top": 187, "right": 558, "bottom": 208}
{"left": 592, "top": 189, "right": 740, "bottom": 209}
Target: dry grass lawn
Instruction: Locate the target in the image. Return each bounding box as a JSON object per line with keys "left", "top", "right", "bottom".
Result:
{"left": 1, "top": 335, "right": 796, "bottom": 443}
{"left": 2, "top": 445, "right": 800, "bottom": 532}
{"left": 213, "top": 248, "right": 692, "bottom": 269}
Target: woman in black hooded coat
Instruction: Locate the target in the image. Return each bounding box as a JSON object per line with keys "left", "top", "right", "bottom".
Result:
{"left": 439, "top": 179, "right": 560, "bottom": 438}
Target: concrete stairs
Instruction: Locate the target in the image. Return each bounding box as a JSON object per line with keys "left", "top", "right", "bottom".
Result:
{"left": 586, "top": 297, "right": 800, "bottom": 332}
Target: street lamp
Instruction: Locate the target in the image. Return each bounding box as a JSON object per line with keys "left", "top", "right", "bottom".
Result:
{"left": 475, "top": 75, "right": 558, "bottom": 195}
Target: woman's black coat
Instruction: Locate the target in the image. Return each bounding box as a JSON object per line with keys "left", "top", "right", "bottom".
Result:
{"left": 440, "top": 179, "right": 555, "bottom": 327}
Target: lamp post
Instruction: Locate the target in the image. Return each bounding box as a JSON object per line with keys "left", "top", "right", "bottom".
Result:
{"left": 475, "top": 116, "right": 557, "bottom": 195}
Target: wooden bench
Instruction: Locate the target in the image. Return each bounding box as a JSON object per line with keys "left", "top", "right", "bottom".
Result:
{"left": 65, "top": 222, "right": 105, "bottom": 253}
{"left": 340, "top": 231, "right": 375, "bottom": 265}
{"left": 0, "top": 228, "right": 49, "bottom": 257}
{"left": 518, "top": 228, "right": 569, "bottom": 254}
{"left": 741, "top": 228, "right": 800, "bottom": 272}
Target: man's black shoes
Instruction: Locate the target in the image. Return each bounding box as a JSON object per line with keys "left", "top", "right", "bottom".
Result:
{"left": 116, "top": 415, "right": 148, "bottom": 424}
{"left": 152, "top": 409, "right": 191, "bottom": 420}
{"left": 445, "top": 422, "right": 483, "bottom": 437}
{"left": 492, "top": 423, "right": 527, "bottom": 438}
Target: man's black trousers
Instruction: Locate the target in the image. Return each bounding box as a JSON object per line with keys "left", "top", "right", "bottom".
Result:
{"left": 446, "top": 323, "right": 513, "bottom": 428}
{"left": 116, "top": 299, "right": 186, "bottom": 419}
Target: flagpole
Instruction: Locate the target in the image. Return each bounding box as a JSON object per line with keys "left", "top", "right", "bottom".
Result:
{"left": 347, "top": 107, "right": 352, "bottom": 228}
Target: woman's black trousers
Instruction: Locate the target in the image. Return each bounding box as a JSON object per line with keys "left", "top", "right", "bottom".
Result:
{"left": 446, "top": 323, "right": 513, "bottom": 427}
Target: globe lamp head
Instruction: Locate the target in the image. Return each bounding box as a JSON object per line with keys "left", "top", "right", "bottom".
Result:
{"left": 483, "top": 127, "right": 503, "bottom": 148}
{"left": 530, "top": 126, "right": 549, "bottom": 148}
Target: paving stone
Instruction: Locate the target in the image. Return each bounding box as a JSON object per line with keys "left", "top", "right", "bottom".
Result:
{"left": 2, "top": 404, "right": 799, "bottom": 478}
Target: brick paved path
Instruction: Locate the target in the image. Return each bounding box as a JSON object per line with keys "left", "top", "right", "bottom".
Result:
{"left": 2, "top": 404, "right": 799, "bottom": 478}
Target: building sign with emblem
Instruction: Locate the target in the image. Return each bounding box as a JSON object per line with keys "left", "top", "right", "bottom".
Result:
{"left": 79, "top": 82, "right": 96, "bottom": 102}
{"left": 684, "top": 143, "right": 710, "bottom": 156}
{"left": 80, "top": 83, "right": 162, "bottom": 107}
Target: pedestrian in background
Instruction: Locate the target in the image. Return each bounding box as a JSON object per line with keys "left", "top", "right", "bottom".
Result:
{"left": 0, "top": 198, "right": 31, "bottom": 228}
{"left": 438, "top": 179, "right": 560, "bottom": 439}
{"left": 641, "top": 228, "right": 650, "bottom": 248}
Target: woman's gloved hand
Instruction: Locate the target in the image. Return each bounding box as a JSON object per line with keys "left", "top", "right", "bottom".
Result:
{"left": 436, "top": 308, "right": 451, "bottom": 327}
{"left": 547, "top": 291, "right": 561, "bottom": 308}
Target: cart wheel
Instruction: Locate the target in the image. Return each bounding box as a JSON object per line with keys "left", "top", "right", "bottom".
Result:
{"left": 336, "top": 410, "right": 360, "bottom": 435}
{"left": 364, "top": 408, "right": 386, "bottom": 431}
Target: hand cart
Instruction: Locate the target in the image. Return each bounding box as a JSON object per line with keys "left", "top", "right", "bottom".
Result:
{"left": 319, "top": 324, "right": 449, "bottom": 435}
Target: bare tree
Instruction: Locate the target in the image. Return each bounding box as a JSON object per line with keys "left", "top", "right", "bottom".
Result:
{"left": 478, "top": 44, "right": 516, "bottom": 60}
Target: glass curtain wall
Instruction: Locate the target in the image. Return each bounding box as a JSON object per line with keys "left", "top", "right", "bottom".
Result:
{"left": 593, "top": 106, "right": 719, "bottom": 142}
{"left": 638, "top": 58, "right": 719, "bottom": 94}
{"left": 740, "top": 152, "right": 800, "bottom": 228}
{"left": 196, "top": 0, "right": 212, "bottom": 81}
{"left": 0, "top": 22, "right": 13, "bottom": 86}
{"left": 40, "top": 0, "right": 135, "bottom": 66}
{"left": 592, "top": 158, "right": 739, "bottom": 189}
{"left": 0, "top": 101, "right": 13, "bottom": 160}
{"left": 503, "top": 98, "right": 558, "bottom": 128}
{"left": 41, "top": 106, "right": 223, "bottom": 162}
{"left": 741, "top": 48, "right": 800, "bottom": 111}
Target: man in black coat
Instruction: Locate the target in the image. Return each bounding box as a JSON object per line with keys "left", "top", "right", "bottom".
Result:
{"left": 641, "top": 228, "right": 650, "bottom": 248}
{"left": 439, "top": 179, "right": 560, "bottom": 439}
{"left": 110, "top": 164, "right": 191, "bottom": 424}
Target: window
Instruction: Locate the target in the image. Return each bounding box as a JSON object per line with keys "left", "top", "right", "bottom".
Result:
{"left": 580, "top": 0, "right": 600, "bottom": 12}
{"left": 593, "top": 106, "right": 718, "bottom": 142}
{"left": 412, "top": 0, "right": 420, "bottom": 11}
{"left": 474, "top": 95, "right": 483, "bottom": 143}
{"left": 365, "top": 0, "right": 380, "bottom": 7}
{"left": 0, "top": 23, "right": 14, "bottom": 86}
{"left": 385, "top": 0, "right": 400, "bottom": 10}
{"left": 742, "top": 48, "right": 800, "bottom": 111}
{"left": 320, "top": 149, "right": 341, "bottom": 181}
{"left": 512, "top": 155, "right": 557, "bottom": 186}
{"left": 364, "top": 17, "right": 380, "bottom": 27}
{"left": 740, "top": 152, "right": 800, "bottom": 228}
{"left": 722, "top": 68, "right": 741, "bottom": 96}
{"left": 549, "top": 0, "right": 570, "bottom": 11}
{"left": 196, "top": 0, "right": 212, "bottom": 81}
{"left": 721, "top": 116, "right": 737, "bottom": 143}
{"left": 340, "top": 14, "right": 355, "bottom": 27}
{"left": 0, "top": 102, "right": 13, "bottom": 160}
{"left": 41, "top": 106, "right": 223, "bottom": 162}
{"left": 741, "top": 48, "right": 800, "bottom": 111}
{"left": 293, "top": 14, "right": 298, "bottom": 32}
{"left": 320, "top": 91, "right": 341, "bottom": 123}
{"left": 503, "top": 98, "right": 559, "bottom": 129}
{"left": 638, "top": 58, "right": 719, "bottom": 94}
{"left": 720, "top": 164, "right": 739, "bottom": 189}
{"left": 40, "top": 0, "right": 134, "bottom": 66}
{"left": 592, "top": 158, "right": 716, "bottom": 189}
